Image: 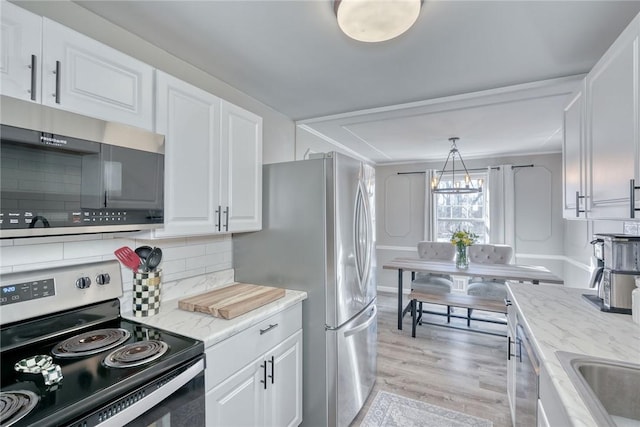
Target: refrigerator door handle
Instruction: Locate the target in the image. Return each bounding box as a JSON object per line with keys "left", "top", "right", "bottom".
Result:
{"left": 354, "top": 181, "right": 372, "bottom": 290}
{"left": 344, "top": 305, "right": 377, "bottom": 338}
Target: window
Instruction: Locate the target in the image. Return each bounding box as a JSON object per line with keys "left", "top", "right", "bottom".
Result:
{"left": 434, "top": 172, "right": 488, "bottom": 243}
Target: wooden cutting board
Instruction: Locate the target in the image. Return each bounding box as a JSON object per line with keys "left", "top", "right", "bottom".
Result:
{"left": 178, "top": 283, "right": 286, "bottom": 319}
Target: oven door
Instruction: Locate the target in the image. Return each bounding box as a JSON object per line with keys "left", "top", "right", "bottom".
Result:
{"left": 72, "top": 356, "right": 205, "bottom": 427}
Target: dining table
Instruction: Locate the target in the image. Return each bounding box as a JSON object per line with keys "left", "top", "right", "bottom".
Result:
{"left": 382, "top": 257, "right": 565, "bottom": 330}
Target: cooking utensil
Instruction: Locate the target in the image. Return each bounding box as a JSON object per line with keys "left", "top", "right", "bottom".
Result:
{"left": 114, "top": 247, "right": 141, "bottom": 271}
{"left": 145, "top": 247, "right": 163, "bottom": 272}
{"left": 135, "top": 245, "right": 153, "bottom": 260}
{"left": 135, "top": 245, "right": 153, "bottom": 271}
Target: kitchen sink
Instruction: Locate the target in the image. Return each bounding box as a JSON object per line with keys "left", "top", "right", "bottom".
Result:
{"left": 557, "top": 351, "right": 640, "bottom": 427}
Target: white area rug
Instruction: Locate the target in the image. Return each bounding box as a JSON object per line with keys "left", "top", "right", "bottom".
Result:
{"left": 361, "top": 390, "right": 493, "bottom": 427}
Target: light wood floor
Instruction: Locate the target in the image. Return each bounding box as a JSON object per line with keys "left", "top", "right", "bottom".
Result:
{"left": 351, "top": 291, "right": 512, "bottom": 427}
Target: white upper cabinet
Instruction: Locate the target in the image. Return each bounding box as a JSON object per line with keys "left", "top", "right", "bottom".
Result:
{"left": 153, "top": 72, "right": 263, "bottom": 238}
{"left": 153, "top": 71, "right": 222, "bottom": 238}
{"left": 41, "top": 19, "right": 154, "bottom": 130}
{"left": 1, "top": 3, "right": 154, "bottom": 130}
{"left": 562, "top": 12, "right": 640, "bottom": 220}
{"left": 562, "top": 81, "right": 587, "bottom": 219}
{"left": 586, "top": 13, "right": 639, "bottom": 219}
{"left": 221, "top": 101, "right": 263, "bottom": 233}
{"left": 0, "top": 2, "right": 42, "bottom": 103}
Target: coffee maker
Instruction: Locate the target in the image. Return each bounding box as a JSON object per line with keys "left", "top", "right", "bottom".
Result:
{"left": 587, "top": 237, "right": 605, "bottom": 297}
{"left": 585, "top": 234, "right": 638, "bottom": 314}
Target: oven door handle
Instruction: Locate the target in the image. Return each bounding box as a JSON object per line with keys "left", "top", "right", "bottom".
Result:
{"left": 96, "top": 358, "right": 205, "bottom": 426}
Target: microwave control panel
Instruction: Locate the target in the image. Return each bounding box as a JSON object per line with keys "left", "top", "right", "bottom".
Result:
{"left": 0, "top": 209, "right": 162, "bottom": 230}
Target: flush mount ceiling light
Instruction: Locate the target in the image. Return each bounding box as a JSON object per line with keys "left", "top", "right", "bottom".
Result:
{"left": 334, "top": 0, "right": 422, "bottom": 43}
{"left": 431, "top": 137, "right": 483, "bottom": 194}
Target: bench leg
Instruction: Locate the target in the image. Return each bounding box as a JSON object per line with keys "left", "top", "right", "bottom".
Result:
{"left": 411, "top": 299, "right": 417, "bottom": 337}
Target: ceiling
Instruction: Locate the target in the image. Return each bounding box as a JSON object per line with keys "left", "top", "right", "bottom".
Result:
{"left": 73, "top": 0, "right": 640, "bottom": 164}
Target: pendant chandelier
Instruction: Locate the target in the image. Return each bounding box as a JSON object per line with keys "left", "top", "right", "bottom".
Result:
{"left": 431, "top": 137, "right": 483, "bottom": 194}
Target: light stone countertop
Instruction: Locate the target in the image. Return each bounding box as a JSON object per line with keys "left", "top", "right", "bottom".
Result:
{"left": 507, "top": 282, "right": 640, "bottom": 427}
{"left": 122, "top": 287, "right": 307, "bottom": 348}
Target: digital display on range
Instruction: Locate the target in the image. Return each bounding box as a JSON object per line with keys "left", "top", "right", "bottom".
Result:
{"left": 0, "top": 278, "right": 55, "bottom": 305}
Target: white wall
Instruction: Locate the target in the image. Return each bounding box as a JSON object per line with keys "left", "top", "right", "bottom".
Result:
{"left": 375, "top": 153, "right": 567, "bottom": 290}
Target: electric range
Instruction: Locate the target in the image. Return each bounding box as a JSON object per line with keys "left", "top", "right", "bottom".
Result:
{"left": 0, "top": 260, "right": 205, "bottom": 427}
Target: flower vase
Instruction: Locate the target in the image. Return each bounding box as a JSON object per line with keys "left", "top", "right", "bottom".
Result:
{"left": 456, "top": 244, "right": 469, "bottom": 269}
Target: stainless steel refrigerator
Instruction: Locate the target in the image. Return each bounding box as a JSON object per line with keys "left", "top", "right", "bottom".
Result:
{"left": 234, "top": 152, "right": 377, "bottom": 427}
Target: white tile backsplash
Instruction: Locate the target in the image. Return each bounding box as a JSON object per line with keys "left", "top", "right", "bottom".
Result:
{"left": 0, "top": 233, "right": 234, "bottom": 301}
{"left": 63, "top": 238, "right": 133, "bottom": 259}
{"left": 0, "top": 242, "right": 64, "bottom": 265}
{"left": 623, "top": 221, "right": 640, "bottom": 235}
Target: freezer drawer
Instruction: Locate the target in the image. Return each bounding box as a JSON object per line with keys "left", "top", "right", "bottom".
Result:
{"left": 328, "top": 301, "right": 377, "bottom": 427}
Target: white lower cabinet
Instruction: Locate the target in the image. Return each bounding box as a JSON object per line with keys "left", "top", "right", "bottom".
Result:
{"left": 205, "top": 303, "right": 303, "bottom": 427}
{"left": 536, "top": 400, "right": 550, "bottom": 427}
{"left": 506, "top": 301, "right": 517, "bottom": 427}
{"left": 538, "top": 365, "right": 571, "bottom": 427}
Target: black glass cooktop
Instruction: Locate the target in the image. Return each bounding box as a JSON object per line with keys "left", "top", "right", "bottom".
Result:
{"left": 0, "top": 301, "right": 203, "bottom": 427}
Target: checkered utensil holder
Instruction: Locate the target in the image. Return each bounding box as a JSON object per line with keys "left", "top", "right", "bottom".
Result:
{"left": 133, "top": 269, "right": 162, "bottom": 317}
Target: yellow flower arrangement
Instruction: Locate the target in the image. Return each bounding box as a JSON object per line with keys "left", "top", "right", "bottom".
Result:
{"left": 451, "top": 229, "right": 477, "bottom": 269}
{"left": 450, "top": 229, "right": 478, "bottom": 247}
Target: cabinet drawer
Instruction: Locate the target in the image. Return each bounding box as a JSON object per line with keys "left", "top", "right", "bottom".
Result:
{"left": 205, "top": 302, "right": 301, "bottom": 390}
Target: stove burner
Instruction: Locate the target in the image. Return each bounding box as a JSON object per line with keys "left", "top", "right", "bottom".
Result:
{"left": 103, "top": 340, "right": 169, "bottom": 368}
{"left": 0, "top": 390, "right": 39, "bottom": 427}
{"left": 52, "top": 328, "right": 131, "bottom": 358}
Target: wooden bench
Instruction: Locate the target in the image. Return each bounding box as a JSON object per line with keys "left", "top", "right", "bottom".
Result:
{"left": 409, "top": 291, "right": 508, "bottom": 337}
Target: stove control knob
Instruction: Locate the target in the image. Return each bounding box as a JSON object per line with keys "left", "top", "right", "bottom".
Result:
{"left": 96, "top": 273, "right": 111, "bottom": 285}
{"left": 76, "top": 276, "right": 91, "bottom": 289}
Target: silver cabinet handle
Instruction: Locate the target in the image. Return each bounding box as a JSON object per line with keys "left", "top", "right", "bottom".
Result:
{"left": 29, "top": 55, "right": 37, "bottom": 101}
{"left": 504, "top": 298, "right": 512, "bottom": 307}
{"left": 631, "top": 179, "right": 639, "bottom": 218}
{"left": 54, "top": 60, "right": 61, "bottom": 104}
{"left": 259, "top": 323, "right": 278, "bottom": 335}
{"left": 215, "top": 205, "right": 221, "bottom": 231}
{"left": 223, "top": 206, "right": 229, "bottom": 231}
{"left": 575, "top": 191, "right": 586, "bottom": 217}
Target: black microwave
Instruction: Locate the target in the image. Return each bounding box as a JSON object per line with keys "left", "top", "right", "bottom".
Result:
{"left": 0, "top": 96, "right": 164, "bottom": 238}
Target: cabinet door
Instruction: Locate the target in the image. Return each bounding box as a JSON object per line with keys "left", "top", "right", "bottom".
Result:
{"left": 220, "top": 100, "right": 263, "bottom": 232}
{"left": 154, "top": 71, "right": 222, "bottom": 237}
{"left": 206, "top": 360, "right": 264, "bottom": 427}
{"left": 587, "top": 16, "right": 639, "bottom": 219}
{"left": 536, "top": 400, "right": 551, "bottom": 427}
{"left": 562, "top": 83, "right": 587, "bottom": 219}
{"left": 0, "top": 2, "right": 42, "bottom": 102}
{"left": 507, "top": 326, "right": 516, "bottom": 426}
{"left": 265, "top": 330, "right": 303, "bottom": 427}
{"left": 41, "top": 19, "right": 153, "bottom": 130}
